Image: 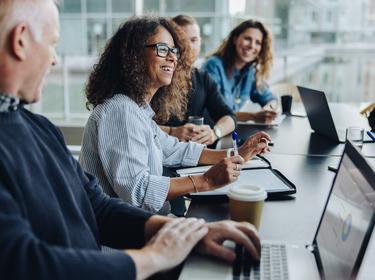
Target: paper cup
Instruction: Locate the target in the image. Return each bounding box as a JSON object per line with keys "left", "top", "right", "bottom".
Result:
{"left": 227, "top": 185, "right": 267, "bottom": 229}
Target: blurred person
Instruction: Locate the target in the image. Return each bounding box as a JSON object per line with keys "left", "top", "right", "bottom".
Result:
{"left": 202, "top": 20, "right": 278, "bottom": 123}
{"left": 79, "top": 16, "right": 271, "bottom": 215}
{"left": 158, "top": 14, "right": 236, "bottom": 146}
{"left": 0, "top": 1, "right": 262, "bottom": 279}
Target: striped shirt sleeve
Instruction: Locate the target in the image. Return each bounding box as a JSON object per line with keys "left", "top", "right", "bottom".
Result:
{"left": 94, "top": 103, "right": 169, "bottom": 213}
{"left": 155, "top": 124, "right": 205, "bottom": 167}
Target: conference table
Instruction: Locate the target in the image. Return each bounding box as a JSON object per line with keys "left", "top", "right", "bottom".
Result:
{"left": 186, "top": 102, "right": 375, "bottom": 244}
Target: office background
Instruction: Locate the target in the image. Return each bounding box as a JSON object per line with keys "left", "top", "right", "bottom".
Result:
{"left": 27, "top": 0, "right": 375, "bottom": 124}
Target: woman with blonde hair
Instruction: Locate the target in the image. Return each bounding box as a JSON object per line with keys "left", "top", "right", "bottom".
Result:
{"left": 80, "top": 16, "right": 271, "bottom": 214}
{"left": 203, "top": 20, "right": 278, "bottom": 123}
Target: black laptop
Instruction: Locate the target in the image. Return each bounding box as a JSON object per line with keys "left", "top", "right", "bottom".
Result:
{"left": 179, "top": 141, "right": 375, "bottom": 280}
{"left": 298, "top": 86, "right": 372, "bottom": 143}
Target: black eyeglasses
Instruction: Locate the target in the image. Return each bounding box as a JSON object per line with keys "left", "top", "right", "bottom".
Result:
{"left": 145, "top": 43, "right": 180, "bottom": 59}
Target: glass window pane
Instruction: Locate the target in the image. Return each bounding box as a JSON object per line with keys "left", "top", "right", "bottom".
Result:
{"left": 165, "top": 0, "right": 215, "bottom": 13}
{"left": 58, "top": 18, "right": 87, "bottom": 56}
{"left": 61, "top": 0, "right": 81, "bottom": 13}
{"left": 87, "top": 19, "right": 107, "bottom": 55}
{"left": 143, "top": 0, "right": 159, "bottom": 12}
{"left": 87, "top": 0, "right": 106, "bottom": 13}
{"left": 195, "top": 17, "right": 215, "bottom": 57}
{"left": 112, "top": 18, "right": 129, "bottom": 34}
{"left": 42, "top": 72, "right": 64, "bottom": 115}
{"left": 112, "top": 0, "right": 134, "bottom": 13}
{"left": 69, "top": 71, "right": 88, "bottom": 115}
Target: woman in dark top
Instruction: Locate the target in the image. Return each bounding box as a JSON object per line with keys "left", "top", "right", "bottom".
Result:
{"left": 159, "top": 15, "right": 236, "bottom": 146}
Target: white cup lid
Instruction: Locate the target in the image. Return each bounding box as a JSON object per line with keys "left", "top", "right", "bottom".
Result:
{"left": 227, "top": 185, "right": 267, "bottom": 202}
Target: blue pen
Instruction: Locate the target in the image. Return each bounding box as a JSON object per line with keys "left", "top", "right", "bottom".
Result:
{"left": 367, "top": 131, "right": 375, "bottom": 142}
{"left": 231, "top": 132, "right": 239, "bottom": 156}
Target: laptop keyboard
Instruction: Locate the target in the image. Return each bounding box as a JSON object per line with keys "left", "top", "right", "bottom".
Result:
{"left": 233, "top": 243, "right": 289, "bottom": 280}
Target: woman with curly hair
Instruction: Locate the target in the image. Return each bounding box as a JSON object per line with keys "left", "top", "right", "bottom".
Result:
{"left": 202, "top": 20, "right": 278, "bottom": 123}
{"left": 79, "top": 16, "right": 271, "bottom": 214}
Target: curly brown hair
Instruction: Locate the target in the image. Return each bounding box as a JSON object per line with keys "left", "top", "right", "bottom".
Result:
{"left": 85, "top": 16, "right": 192, "bottom": 122}
{"left": 211, "top": 19, "right": 273, "bottom": 91}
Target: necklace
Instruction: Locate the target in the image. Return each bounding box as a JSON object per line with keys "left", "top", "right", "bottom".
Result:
{"left": 233, "top": 74, "right": 244, "bottom": 105}
{"left": 234, "top": 88, "right": 241, "bottom": 104}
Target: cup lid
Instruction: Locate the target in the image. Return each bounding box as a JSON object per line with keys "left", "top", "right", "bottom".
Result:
{"left": 227, "top": 185, "right": 267, "bottom": 202}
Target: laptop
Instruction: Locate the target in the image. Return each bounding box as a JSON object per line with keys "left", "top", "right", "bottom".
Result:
{"left": 298, "top": 86, "right": 372, "bottom": 143}
{"left": 179, "top": 141, "right": 375, "bottom": 280}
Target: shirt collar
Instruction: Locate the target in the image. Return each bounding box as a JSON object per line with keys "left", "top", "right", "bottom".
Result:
{"left": 141, "top": 102, "right": 156, "bottom": 119}
{"left": 0, "top": 93, "right": 21, "bottom": 112}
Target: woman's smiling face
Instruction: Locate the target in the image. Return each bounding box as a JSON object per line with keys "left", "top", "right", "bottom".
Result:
{"left": 233, "top": 27, "right": 263, "bottom": 69}
{"left": 145, "top": 26, "right": 178, "bottom": 95}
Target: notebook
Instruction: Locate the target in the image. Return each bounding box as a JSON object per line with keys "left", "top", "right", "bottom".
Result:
{"left": 298, "top": 86, "right": 372, "bottom": 143}
{"left": 179, "top": 141, "right": 375, "bottom": 280}
{"left": 177, "top": 156, "right": 296, "bottom": 198}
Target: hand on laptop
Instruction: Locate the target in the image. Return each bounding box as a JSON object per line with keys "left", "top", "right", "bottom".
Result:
{"left": 239, "top": 131, "right": 271, "bottom": 161}
{"left": 127, "top": 217, "right": 208, "bottom": 278}
{"left": 195, "top": 220, "right": 261, "bottom": 263}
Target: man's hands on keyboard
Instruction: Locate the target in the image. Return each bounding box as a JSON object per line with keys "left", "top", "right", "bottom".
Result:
{"left": 195, "top": 221, "right": 261, "bottom": 263}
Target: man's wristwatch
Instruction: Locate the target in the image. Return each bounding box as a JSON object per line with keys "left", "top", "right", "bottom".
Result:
{"left": 213, "top": 126, "right": 222, "bottom": 139}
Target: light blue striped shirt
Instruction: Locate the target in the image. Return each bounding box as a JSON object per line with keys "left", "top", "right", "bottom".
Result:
{"left": 79, "top": 94, "right": 204, "bottom": 213}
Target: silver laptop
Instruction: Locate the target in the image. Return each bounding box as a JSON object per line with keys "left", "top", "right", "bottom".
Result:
{"left": 298, "top": 86, "right": 372, "bottom": 143}
{"left": 179, "top": 141, "right": 375, "bottom": 280}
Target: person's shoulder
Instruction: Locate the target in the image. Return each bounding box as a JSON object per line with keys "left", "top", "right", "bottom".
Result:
{"left": 204, "top": 55, "right": 223, "bottom": 66}
{"left": 91, "top": 94, "right": 147, "bottom": 126}
{"left": 93, "top": 94, "right": 138, "bottom": 117}
{"left": 21, "top": 108, "right": 68, "bottom": 147}
{"left": 22, "top": 108, "right": 59, "bottom": 133}
{"left": 195, "top": 68, "right": 216, "bottom": 84}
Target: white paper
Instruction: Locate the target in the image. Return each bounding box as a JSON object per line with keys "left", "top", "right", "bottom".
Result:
{"left": 176, "top": 158, "right": 269, "bottom": 176}
{"left": 189, "top": 168, "right": 291, "bottom": 196}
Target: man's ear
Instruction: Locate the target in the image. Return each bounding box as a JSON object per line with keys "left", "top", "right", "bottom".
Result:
{"left": 10, "top": 23, "right": 31, "bottom": 61}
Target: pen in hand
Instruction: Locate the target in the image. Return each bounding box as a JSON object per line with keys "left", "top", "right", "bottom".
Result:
{"left": 232, "top": 131, "right": 239, "bottom": 156}
{"left": 367, "top": 131, "right": 375, "bottom": 142}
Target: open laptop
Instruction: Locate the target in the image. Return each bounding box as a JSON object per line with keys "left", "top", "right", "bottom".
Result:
{"left": 179, "top": 141, "right": 375, "bottom": 280}
{"left": 298, "top": 86, "right": 372, "bottom": 143}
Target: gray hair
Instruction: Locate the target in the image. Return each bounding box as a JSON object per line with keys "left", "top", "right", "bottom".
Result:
{"left": 0, "top": 0, "right": 59, "bottom": 45}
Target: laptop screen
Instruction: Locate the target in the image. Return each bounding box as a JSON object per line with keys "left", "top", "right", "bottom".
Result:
{"left": 315, "top": 147, "right": 375, "bottom": 279}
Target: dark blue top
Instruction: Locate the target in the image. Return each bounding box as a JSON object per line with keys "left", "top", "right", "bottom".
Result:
{"left": 0, "top": 107, "right": 153, "bottom": 280}
{"left": 163, "top": 68, "right": 236, "bottom": 128}
{"left": 202, "top": 56, "right": 277, "bottom": 111}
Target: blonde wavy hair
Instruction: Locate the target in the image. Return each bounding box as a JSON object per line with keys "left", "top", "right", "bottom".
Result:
{"left": 211, "top": 19, "right": 273, "bottom": 91}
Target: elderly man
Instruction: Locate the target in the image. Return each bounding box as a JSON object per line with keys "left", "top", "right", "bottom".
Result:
{"left": 0, "top": 1, "right": 261, "bottom": 279}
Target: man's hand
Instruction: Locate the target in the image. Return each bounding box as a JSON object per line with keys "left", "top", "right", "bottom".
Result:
{"left": 191, "top": 125, "right": 217, "bottom": 145}
{"left": 238, "top": 131, "right": 271, "bottom": 161}
{"left": 170, "top": 123, "right": 198, "bottom": 142}
{"left": 196, "top": 220, "right": 261, "bottom": 262}
{"left": 126, "top": 218, "right": 208, "bottom": 279}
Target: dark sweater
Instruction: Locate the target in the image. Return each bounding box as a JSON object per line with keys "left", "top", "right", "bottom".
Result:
{"left": 164, "top": 68, "right": 236, "bottom": 128}
{"left": 0, "top": 107, "right": 153, "bottom": 280}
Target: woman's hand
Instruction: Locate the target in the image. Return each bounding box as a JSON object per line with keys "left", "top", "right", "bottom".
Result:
{"left": 196, "top": 220, "right": 261, "bottom": 262}
{"left": 252, "top": 110, "right": 277, "bottom": 123}
{"left": 238, "top": 131, "right": 271, "bottom": 161}
{"left": 202, "top": 155, "right": 245, "bottom": 191}
{"left": 127, "top": 218, "right": 208, "bottom": 279}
